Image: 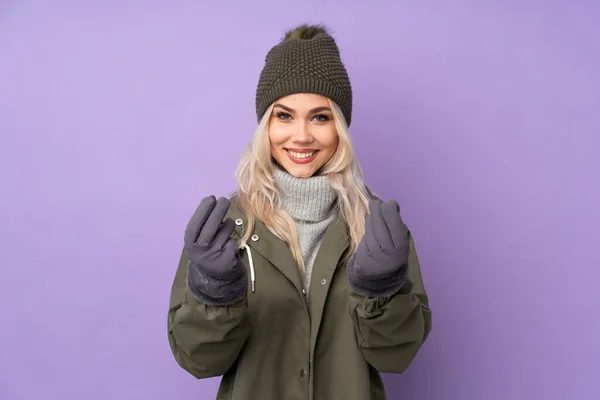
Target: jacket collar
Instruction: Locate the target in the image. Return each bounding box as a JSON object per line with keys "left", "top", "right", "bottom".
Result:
{"left": 225, "top": 196, "right": 350, "bottom": 296}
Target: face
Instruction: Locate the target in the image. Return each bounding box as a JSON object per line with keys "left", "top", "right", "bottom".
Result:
{"left": 268, "top": 93, "right": 338, "bottom": 178}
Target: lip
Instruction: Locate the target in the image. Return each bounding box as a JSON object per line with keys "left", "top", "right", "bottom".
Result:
{"left": 285, "top": 149, "right": 319, "bottom": 164}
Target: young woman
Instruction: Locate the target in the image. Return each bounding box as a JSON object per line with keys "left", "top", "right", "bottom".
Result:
{"left": 167, "top": 23, "right": 432, "bottom": 400}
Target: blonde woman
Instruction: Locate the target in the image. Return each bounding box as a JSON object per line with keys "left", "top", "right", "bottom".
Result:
{"left": 167, "top": 23, "right": 432, "bottom": 400}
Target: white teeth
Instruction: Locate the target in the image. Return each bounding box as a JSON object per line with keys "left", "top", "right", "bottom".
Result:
{"left": 288, "top": 150, "right": 315, "bottom": 159}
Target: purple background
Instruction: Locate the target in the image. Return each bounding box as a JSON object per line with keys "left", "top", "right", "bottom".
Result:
{"left": 1, "top": 1, "right": 599, "bottom": 399}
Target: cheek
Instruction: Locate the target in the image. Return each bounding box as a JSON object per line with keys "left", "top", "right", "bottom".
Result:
{"left": 268, "top": 122, "right": 287, "bottom": 146}
{"left": 320, "top": 128, "right": 339, "bottom": 153}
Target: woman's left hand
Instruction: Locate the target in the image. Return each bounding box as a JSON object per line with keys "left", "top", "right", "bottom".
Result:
{"left": 349, "top": 198, "right": 410, "bottom": 281}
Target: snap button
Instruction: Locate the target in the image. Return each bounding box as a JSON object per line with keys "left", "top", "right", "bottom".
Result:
{"left": 300, "top": 369, "right": 307, "bottom": 379}
{"left": 235, "top": 219, "right": 243, "bottom": 226}
{"left": 302, "top": 289, "right": 306, "bottom": 295}
{"left": 251, "top": 234, "right": 259, "bottom": 242}
{"left": 321, "top": 279, "right": 327, "bottom": 285}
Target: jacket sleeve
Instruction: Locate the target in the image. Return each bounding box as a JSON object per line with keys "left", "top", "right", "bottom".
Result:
{"left": 167, "top": 249, "right": 252, "bottom": 379}
{"left": 349, "top": 232, "right": 432, "bottom": 374}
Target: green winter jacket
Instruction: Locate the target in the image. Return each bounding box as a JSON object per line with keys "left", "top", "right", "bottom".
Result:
{"left": 167, "top": 196, "right": 432, "bottom": 399}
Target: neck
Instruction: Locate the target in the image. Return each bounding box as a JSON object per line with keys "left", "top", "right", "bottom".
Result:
{"left": 272, "top": 168, "right": 337, "bottom": 222}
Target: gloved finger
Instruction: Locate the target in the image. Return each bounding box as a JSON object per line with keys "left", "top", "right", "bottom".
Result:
{"left": 350, "top": 250, "right": 374, "bottom": 278}
{"left": 222, "top": 239, "right": 244, "bottom": 279}
{"left": 381, "top": 200, "right": 408, "bottom": 250}
{"left": 364, "top": 200, "right": 380, "bottom": 253}
{"left": 184, "top": 195, "right": 216, "bottom": 246}
{"left": 197, "top": 197, "right": 231, "bottom": 246}
{"left": 347, "top": 251, "right": 365, "bottom": 271}
{"left": 369, "top": 199, "right": 394, "bottom": 250}
{"left": 212, "top": 218, "right": 236, "bottom": 249}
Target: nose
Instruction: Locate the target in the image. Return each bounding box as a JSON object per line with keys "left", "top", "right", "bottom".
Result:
{"left": 292, "top": 122, "right": 313, "bottom": 144}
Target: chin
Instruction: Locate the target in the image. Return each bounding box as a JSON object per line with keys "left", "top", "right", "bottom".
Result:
{"left": 280, "top": 163, "right": 319, "bottom": 178}
{"left": 274, "top": 152, "right": 326, "bottom": 178}
{"left": 283, "top": 166, "right": 313, "bottom": 178}
{"left": 292, "top": 171, "right": 315, "bottom": 178}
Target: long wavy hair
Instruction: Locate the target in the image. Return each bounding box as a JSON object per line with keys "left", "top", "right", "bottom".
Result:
{"left": 234, "top": 98, "right": 370, "bottom": 273}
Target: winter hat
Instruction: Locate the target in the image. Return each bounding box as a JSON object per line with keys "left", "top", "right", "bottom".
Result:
{"left": 255, "top": 23, "right": 353, "bottom": 126}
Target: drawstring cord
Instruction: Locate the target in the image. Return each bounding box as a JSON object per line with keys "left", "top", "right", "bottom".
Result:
{"left": 240, "top": 243, "right": 256, "bottom": 293}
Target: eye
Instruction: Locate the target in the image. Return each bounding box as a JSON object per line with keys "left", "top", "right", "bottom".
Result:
{"left": 313, "top": 114, "right": 330, "bottom": 122}
{"left": 277, "top": 112, "right": 292, "bottom": 120}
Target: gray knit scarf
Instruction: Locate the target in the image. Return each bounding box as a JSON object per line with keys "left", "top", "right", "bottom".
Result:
{"left": 273, "top": 168, "right": 338, "bottom": 300}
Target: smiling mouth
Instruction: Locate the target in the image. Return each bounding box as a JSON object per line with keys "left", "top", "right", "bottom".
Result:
{"left": 286, "top": 149, "right": 317, "bottom": 159}
{"left": 284, "top": 149, "right": 320, "bottom": 164}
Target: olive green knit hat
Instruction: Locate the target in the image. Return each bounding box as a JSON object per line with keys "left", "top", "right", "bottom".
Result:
{"left": 255, "top": 23, "right": 353, "bottom": 126}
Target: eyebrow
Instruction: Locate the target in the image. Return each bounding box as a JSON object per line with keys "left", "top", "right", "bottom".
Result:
{"left": 273, "top": 103, "right": 331, "bottom": 114}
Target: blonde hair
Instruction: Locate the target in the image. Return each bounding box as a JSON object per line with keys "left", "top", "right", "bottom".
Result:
{"left": 234, "top": 99, "right": 370, "bottom": 273}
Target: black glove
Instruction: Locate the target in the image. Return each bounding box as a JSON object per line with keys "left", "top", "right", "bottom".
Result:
{"left": 183, "top": 196, "right": 247, "bottom": 305}
{"left": 347, "top": 198, "right": 410, "bottom": 297}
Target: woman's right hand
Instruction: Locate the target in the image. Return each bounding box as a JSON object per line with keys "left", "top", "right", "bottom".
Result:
{"left": 183, "top": 196, "right": 245, "bottom": 281}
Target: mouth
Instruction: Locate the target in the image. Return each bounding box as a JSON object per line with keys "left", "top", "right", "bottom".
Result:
{"left": 285, "top": 149, "right": 319, "bottom": 164}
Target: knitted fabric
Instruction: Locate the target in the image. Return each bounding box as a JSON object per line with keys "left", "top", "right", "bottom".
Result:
{"left": 273, "top": 168, "right": 337, "bottom": 300}
{"left": 255, "top": 30, "right": 353, "bottom": 126}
